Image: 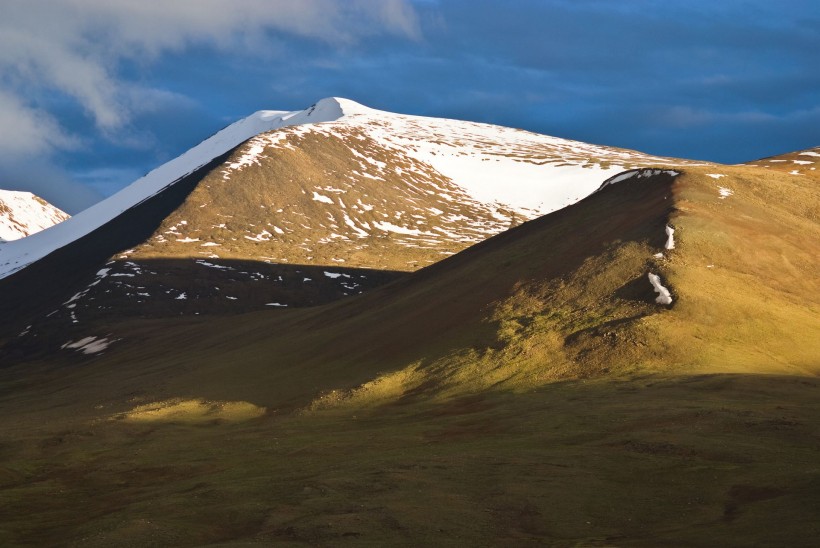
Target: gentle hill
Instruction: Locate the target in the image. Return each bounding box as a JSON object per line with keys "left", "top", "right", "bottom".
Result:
{"left": 0, "top": 190, "right": 69, "bottom": 242}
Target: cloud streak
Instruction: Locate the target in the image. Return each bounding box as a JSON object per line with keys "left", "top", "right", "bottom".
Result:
{"left": 0, "top": 0, "right": 420, "bottom": 210}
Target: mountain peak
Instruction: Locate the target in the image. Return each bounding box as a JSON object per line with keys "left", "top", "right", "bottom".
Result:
{"left": 312, "top": 96, "right": 373, "bottom": 117}
{"left": 0, "top": 190, "right": 69, "bottom": 242}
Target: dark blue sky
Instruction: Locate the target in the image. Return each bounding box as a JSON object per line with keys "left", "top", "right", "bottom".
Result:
{"left": 1, "top": 0, "right": 818, "bottom": 212}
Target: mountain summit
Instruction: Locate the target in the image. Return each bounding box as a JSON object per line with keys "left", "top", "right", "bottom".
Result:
{"left": 0, "top": 190, "right": 69, "bottom": 242}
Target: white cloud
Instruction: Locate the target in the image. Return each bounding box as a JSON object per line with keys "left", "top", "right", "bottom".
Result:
{"left": 0, "top": 0, "right": 420, "bottom": 154}
{"left": 0, "top": 0, "right": 419, "bottom": 212}
{"left": 0, "top": 90, "right": 79, "bottom": 155}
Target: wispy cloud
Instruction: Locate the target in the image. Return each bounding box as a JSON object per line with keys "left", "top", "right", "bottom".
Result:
{"left": 0, "top": 0, "right": 420, "bottom": 210}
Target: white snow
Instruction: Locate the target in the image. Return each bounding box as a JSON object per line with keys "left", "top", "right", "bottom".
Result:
{"left": 718, "top": 187, "right": 733, "bottom": 199}
{"left": 798, "top": 151, "right": 820, "bottom": 157}
{"left": 372, "top": 220, "right": 430, "bottom": 236}
{"left": 323, "top": 271, "right": 342, "bottom": 279}
{"left": 312, "top": 192, "right": 334, "bottom": 204}
{"left": 265, "top": 302, "right": 287, "bottom": 307}
{"left": 792, "top": 160, "right": 813, "bottom": 165}
{"left": 61, "top": 336, "right": 114, "bottom": 354}
{"left": 789, "top": 170, "right": 802, "bottom": 176}
{"left": 176, "top": 237, "right": 200, "bottom": 243}
{"left": 0, "top": 98, "right": 353, "bottom": 279}
{"left": 706, "top": 173, "right": 725, "bottom": 179}
{"left": 595, "top": 169, "right": 680, "bottom": 193}
{"left": 200, "top": 242, "right": 220, "bottom": 247}
{"left": 195, "top": 260, "right": 234, "bottom": 270}
{"left": 664, "top": 225, "right": 675, "bottom": 250}
{"left": 0, "top": 190, "right": 70, "bottom": 242}
{"left": 0, "top": 97, "right": 703, "bottom": 279}
{"left": 244, "top": 229, "right": 272, "bottom": 242}
{"left": 648, "top": 273, "right": 673, "bottom": 305}
{"left": 175, "top": 292, "right": 187, "bottom": 300}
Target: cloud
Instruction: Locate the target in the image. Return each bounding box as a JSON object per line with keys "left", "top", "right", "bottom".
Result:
{"left": 0, "top": 158, "right": 103, "bottom": 214}
{"left": 0, "top": 0, "right": 419, "bottom": 211}
{"left": 0, "top": 0, "right": 419, "bottom": 154}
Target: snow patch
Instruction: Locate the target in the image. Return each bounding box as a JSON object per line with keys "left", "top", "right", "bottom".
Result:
{"left": 61, "top": 336, "right": 115, "bottom": 355}
{"left": 718, "top": 187, "right": 733, "bottom": 199}
{"left": 312, "top": 192, "right": 334, "bottom": 204}
{"left": 648, "top": 273, "right": 673, "bottom": 305}
{"left": 706, "top": 173, "right": 725, "bottom": 179}
{"left": 664, "top": 225, "right": 675, "bottom": 250}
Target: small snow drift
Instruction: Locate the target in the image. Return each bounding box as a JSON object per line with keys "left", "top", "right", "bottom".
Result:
{"left": 664, "top": 225, "right": 675, "bottom": 250}
{"left": 648, "top": 273, "right": 673, "bottom": 305}
{"left": 61, "top": 336, "right": 116, "bottom": 355}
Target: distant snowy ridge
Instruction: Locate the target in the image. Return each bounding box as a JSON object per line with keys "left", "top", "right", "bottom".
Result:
{"left": 0, "top": 98, "right": 354, "bottom": 279}
{"left": 0, "top": 190, "right": 70, "bottom": 242}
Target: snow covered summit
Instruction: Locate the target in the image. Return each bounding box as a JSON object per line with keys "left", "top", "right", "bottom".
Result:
{"left": 0, "top": 97, "right": 693, "bottom": 281}
{"left": 0, "top": 190, "right": 70, "bottom": 242}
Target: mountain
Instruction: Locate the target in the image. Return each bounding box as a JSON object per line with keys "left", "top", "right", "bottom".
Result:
{"left": 0, "top": 190, "right": 69, "bottom": 242}
{"left": 1, "top": 159, "right": 818, "bottom": 545}
{"left": 744, "top": 145, "right": 820, "bottom": 176}
{"left": 0, "top": 98, "right": 700, "bottom": 353}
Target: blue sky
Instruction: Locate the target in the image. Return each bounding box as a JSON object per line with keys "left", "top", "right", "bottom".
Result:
{"left": 1, "top": 0, "right": 818, "bottom": 213}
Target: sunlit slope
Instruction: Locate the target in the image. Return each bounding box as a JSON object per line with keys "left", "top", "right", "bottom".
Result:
{"left": 744, "top": 145, "right": 820, "bottom": 177}
{"left": 28, "top": 164, "right": 818, "bottom": 413}
{"left": 0, "top": 190, "right": 69, "bottom": 242}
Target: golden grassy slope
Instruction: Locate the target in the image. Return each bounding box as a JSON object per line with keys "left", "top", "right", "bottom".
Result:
{"left": 0, "top": 164, "right": 818, "bottom": 545}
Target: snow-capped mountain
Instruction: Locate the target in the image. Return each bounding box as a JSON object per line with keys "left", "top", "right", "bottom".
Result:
{"left": 0, "top": 97, "right": 698, "bottom": 281}
{"left": 0, "top": 97, "right": 708, "bottom": 351}
{"left": 0, "top": 190, "right": 69, "bottom": 242}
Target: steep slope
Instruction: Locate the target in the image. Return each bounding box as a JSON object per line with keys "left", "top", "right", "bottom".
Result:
{"left": 0, "top": 98, "right": 702, "bottom": 350}
{"left": 0, "top": 190, "right": 69, "bottom": 242}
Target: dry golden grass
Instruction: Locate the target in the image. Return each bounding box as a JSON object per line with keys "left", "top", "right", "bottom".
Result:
{"left": 0, "top": 163, "right": 818, "bottom": 545}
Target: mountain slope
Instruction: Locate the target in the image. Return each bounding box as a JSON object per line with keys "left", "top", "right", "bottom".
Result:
{"left": 0, "top": 190, "right": 69, "bottom": 242}
{"left": 11, "top": 161, "right": 817, "bottom": 407}
{"left": 0, "top": 98, "right": 703, "bottom": 351}
{"left": 744, "top": 145, "right": 820, "bottom": 176}
{"left": 1, "top": 162, "right": 818, "bottom": 546}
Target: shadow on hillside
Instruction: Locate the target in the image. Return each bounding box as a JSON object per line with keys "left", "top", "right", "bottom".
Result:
{"left": 0, "top": 258, "right": 408, "bottom": 365}
{"left": 0, "top": 150, "right": 238, "bottom": 334}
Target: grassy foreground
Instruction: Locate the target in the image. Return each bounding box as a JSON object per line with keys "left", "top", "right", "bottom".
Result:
{"left": 1, "top": 374, "right": 819, "bottom": 546}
